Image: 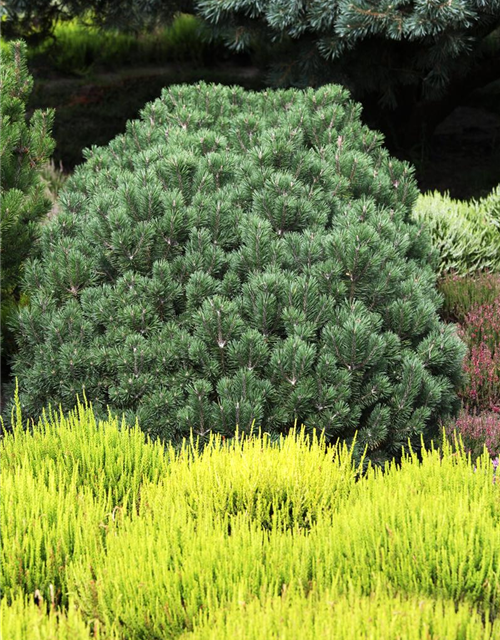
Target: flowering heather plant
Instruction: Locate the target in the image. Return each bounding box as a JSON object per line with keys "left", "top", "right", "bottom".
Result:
{"left": 459, "top": 341, "right": 500, "bottom": 411}
{"left": 439, "top": 272, "right": 500, "bottom": 323}
{"left": 454, "top": 283, "right": 500, "bottom": 411}
{"left": 462, "top": 297, "right": 500, "bottom": 353}
{"left": 447, "top": 410, "right": 500, "bottom": 460}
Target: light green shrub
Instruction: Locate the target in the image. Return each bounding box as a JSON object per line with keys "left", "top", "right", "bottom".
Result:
{"left": 413, "top": 188, "right": 500, "bottom": 275}
{"left": 2, "top": 389, "right": 168, "bottom": 500}
{"left": 1, "top": 389, "right": 167, "bottom": 604}
{"left": 69, "top": 438, "right": 499, "bottom": 638}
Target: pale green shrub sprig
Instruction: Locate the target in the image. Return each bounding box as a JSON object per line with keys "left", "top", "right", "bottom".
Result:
{"left": 413, "top": 188, "right": 500, "bottom": 276}
{"left": 68, "top": 425, "right": 499, "bottom": 638}
{"left": 2, "top": 388, "right": 168, "bottom": 502}
{"left": 0, "top": 447, "right": 123, "bottom": 604}
{"left": 1, "top": 389, "right": 167, "bottom": 605}
{"left": 162, "top": 428, "right": 359, "bottom": 530}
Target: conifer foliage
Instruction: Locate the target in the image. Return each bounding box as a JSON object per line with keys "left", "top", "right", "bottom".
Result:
{"left": 195, "top": 0, "right": 500, "bottom": 97}
{"left": 196, "top": 0, "right": 500, "bottom": 147}
{"left": 0, "top": 41, "right": 54, "bottom": 362}
{"left": 12, "top": 83, "right": 466, "bottom": 462}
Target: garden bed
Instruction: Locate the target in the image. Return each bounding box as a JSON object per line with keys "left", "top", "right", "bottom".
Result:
{"left": 2, "top": 402, "right": 499, "bottom": 639}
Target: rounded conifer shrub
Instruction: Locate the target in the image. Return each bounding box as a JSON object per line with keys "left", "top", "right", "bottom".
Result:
{"left": 12, "top": 83, "right": 466, "bottom": 463}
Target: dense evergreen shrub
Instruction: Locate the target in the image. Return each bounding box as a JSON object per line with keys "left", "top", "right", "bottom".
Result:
{"left": 0, "top": 41, "right": 54, "bottom": 363}
{"left": 12, "top": 83, "right": 466, "bottom": 462}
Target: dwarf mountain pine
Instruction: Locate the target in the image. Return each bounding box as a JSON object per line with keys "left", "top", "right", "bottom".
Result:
{"left": 12, "top": 83, "right": 466, "bottom": 463}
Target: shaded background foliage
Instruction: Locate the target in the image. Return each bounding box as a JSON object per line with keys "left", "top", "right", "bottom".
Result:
{"left": 2, "top": 0, "right": 193, "bottom": 42}
{"left": 195, "top": 0, "right": 500, "bottom": 146}
{"left": 1, "top": 0, "right": 499, "bottom": 197}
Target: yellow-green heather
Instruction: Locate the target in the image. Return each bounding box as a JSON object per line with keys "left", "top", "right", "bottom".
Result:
{"left": 1, "top": 397, "right": 499, "bottom": 639}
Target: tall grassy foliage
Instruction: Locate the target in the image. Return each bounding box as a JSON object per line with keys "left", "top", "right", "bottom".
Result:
{"left": 1, "top": 594, "right": 115, "bottom": 640}
{"left": 440, "top": 274, "right": 500, "bottom": 412}
{"left": 1, "top": 400, "right": 499, "bottom": 639}
{"left": 439, "top": 272, "right": 500, "bottom": 324}
{"left": 184, "top": 591, "right": 499, "bottom": 640}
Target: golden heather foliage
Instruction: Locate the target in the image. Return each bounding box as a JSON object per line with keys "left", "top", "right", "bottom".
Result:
{"left": 183, "top": 590, "right": 498, "bottom": 640}
{"left": 0, "top": 593, "right": 117, "bottom": 640}
{"left": 1, "top": 398, "right": 499, "bottom": 639}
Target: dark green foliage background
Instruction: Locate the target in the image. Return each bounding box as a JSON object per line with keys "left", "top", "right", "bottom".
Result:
{"left": 12, "top": 83, "right": 466, "bottom": 463}
{"left": 195, "top": 0, "right": 500, "bottom": 96}
{"left": 0, "top": 41, "right": 54, "bottom": 363}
